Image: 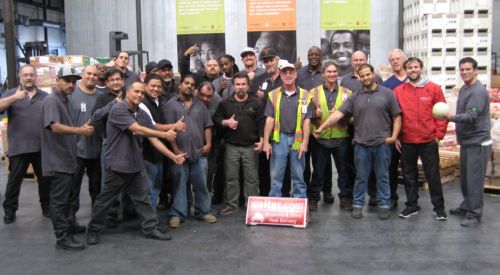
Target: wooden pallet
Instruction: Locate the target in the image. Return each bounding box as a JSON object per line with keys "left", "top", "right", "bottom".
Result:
{"left": 419, "top": 150, "right": 460, "bottom": 190}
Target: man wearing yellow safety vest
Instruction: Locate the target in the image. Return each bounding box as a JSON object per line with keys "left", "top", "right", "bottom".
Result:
{"left": 262, "top": 63, "right": 314, "bottom": 198}
{"left": 309, "top": 60, "right": 353, "bottom": 211}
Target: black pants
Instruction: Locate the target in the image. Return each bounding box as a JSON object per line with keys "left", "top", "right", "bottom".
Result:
{"left": 3, "top": 153, "right": 50, "bottom": 213}
{"left": 88, "top": 169, "right": 158, "bottom": 234}
{"left": 49, "top": 172, "right": 74, "bottom": 240}
{"left": 258, "top": 152, "right": 271, "bottom": 196}
{"left": 71, "top": 157, "right": 101, "bottom": 220}
{"left": 401, "top": 141, "right": 444, "bottom": 210}
{"left": 208, "top": 139, "right": 225, "bottom": 199}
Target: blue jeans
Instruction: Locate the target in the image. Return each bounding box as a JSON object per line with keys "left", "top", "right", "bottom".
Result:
{"left": 269, "top": 133, "right": 307, "bottom": 198}
{"left": 353, "top": 143, "right": 391, "bottom": 208}
{"left": 144, "top": 159, "right": 163, "bottom": 208}
{"left": 169, "top": 157, "right": 211, "bottom": 220}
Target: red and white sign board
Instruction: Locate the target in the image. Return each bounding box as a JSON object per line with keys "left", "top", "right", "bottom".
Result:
{"left": 245, "top": 196, "right": 310, "bottom": 228}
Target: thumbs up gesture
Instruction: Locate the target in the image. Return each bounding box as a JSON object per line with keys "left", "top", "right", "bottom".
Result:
{"left": 79, "top": 119, "right": 95, "bottom": 136}
{"left": 224, "top": 114, "right": 238, "bottom": 130}
{"left": 295, "top": 56, "right": 302, "bottom": 69}
{"left": 174, "top": 116, "right": 187, "bottom": 132}
{"left": 13, "top": 86, "right": 28, "bottom": 100}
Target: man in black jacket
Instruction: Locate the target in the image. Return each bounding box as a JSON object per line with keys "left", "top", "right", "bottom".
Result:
{"left": 214, "top": 72, "right": 265, "bottom": 214}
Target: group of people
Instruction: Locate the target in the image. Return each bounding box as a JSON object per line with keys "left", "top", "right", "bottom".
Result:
{"left": 0, "top": 43, "right": 491, "bottom": 251}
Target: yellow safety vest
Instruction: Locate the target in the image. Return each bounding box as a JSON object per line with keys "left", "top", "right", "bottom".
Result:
{"left": 309, "top": 85, "right": 352, "bottom": 139}
{"left": 268, "top": 87, "right": 310, "bottom": 150}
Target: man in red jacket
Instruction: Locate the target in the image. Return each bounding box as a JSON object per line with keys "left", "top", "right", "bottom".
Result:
{"left": 394, "top": 57, "right": 448, "bottom": 220}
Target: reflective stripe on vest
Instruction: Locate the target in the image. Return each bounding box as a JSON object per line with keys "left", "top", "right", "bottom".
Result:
{"left": 268, "top": 87, "right": 310, "bottom": 150}
{"left": 311, "top": 85, "right": 351, "bottom": 139}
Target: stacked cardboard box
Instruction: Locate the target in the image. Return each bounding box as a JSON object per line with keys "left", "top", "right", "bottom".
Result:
{"left": 30, "top": 55, "right": 90, "bottom": 93}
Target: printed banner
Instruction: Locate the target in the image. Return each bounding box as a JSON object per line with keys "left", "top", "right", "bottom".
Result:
{"left": 320, "top": 0, "right": 370, "bottom": 30}
{"left": 176, "top": 0, "right": 225, "bottom": 34}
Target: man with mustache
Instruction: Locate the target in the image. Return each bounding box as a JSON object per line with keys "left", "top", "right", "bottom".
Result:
{"left": 180, "top": 44, "right": 221, "bottom": 87}
{"left": 86, "top": 82, "right": 186, "bottom": 245}
{"left": 41, "top": 67, "right": 95, "bottom": 250}
{"left": 156, "top": 59, "right": 177, "bottom": 101}
{"left": 162, "top": 75, "right": 217, "bottom": 228}
{"left": 214, "top": 72, "right": 265, "bottom": 214}
{"left": 0, "top": 65, "right": 50, "bottom": 223}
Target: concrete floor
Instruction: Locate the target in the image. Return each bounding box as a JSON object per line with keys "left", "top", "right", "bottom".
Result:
{"left": 1, "top": 162, "right": 500, "bottom": 275}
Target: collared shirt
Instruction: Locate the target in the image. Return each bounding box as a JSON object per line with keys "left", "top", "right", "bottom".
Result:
{"left": 41, "top": 90, "right": 77, "bottom": 176}
{"left": 105, "top": 101, "right": 153, "bottom": 173}
{"left": 123, "top": 69, "right": 141, "bottom": 88}
{"left": 161, "top": 96, "right": 213, "bottom": 162}
{"left": 250, "top": 72, "right": 283, "bottom": 103}
{"left": 339, "top": 85, "right": 401, "bottom": 146}
{"left": 340, "top": 72, "right": 384, "bottom": 93}
{"left": 1, "top": 88, "right": 47, "bottom": 156}
{"left": 69, "top": 86, "right": 103, "bottom": 159}
{"left": 297, "top": 65, "right": 324, "bottom": 90}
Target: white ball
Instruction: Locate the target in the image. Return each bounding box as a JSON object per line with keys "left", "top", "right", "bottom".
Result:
{"left": 432, "top": 102, "right": 449, "bottom": 118}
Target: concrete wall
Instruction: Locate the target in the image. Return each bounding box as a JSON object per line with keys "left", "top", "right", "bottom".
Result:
{"left": 64, "top": 0, "right": 400, "bottom": 72}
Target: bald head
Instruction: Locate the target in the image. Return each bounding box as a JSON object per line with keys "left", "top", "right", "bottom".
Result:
{"left": 351, "top": 51, "right": 367, "bottom": 72}
{"left": 81, "top": 65, "right": 98, "bottom": 88}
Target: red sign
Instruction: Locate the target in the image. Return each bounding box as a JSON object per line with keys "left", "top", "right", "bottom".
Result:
{"left": 245, "top": 196, "right": 310, "bottom": 228}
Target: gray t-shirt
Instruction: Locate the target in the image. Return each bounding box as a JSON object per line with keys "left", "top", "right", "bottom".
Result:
{"left": 451, "top": 80, "right": 491, "bottom": 146}
{"left": 1, "top": 88, "right": 47, "bottom": 156}
{"left": 340, "top": 72, "right": 383, "bottom": 93}
{"left": 264, "top": 87, "right": 314, "bottom": 135}
{"left": 105, "top": 101, "right": 154, "bottom": 173}
{"left": 339, "top": 85, "right": 401, "bottom": 146}
{"left": 69, "top": 86, "right": 103, "bottom": 159}
{"left": 41, "top": 91, "right": 77, "bottom": 176}
{"left": 162, "top": 96, "right": 213, "bottom": 162}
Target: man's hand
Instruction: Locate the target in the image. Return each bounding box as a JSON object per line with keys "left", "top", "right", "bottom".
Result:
{"left": 298, "top": 142, "right": 308, "bottom": 159}
{"left": 184, "top": 44, "right": 199, "bottom": 57}
{"left": 79, "top": 119, "right": 95, "bottom": 136}
{"left": 224, "top": 114, "right": 238, "bottom": 130}
{"left": 164, "top": 129, "right": 177, "bottom": 142}
{"left": 220, "top": 78, "right": 229, "bottom": 90}
{"left": 115, "top": 92, "right": 123, "bottom": 102}
{"left": 200, "top": 144, "right": 211, "bottom": 156}
{"left": 173, "top": 153, "right": 187, "bottom": 165}
{"left": 315, "top": 105, "right": 322, "bottom": 118}
{"left": 395, "top": 139, "right": 402, "bottom": 153}
{"left": 294, "top": 56, "right": 302, "bottom": 70}
{"left": 13, "top": 86, "right": 27, "bottom": 100}
{"left": 247, "top": 71, "right": 255, "bottom": 80}
{"left": 256, "top": 87, "right": 265, "bottom": 100}
{"left": 385, "top": 136, "right": 397, "bottom": 145}
{"left": 263, "top": 142, "right": 272, "bottom": 160}
{"left": 254, "top": 141, "right": 263, "bottom": 152}
{"left": 174, "top": 116, "right": 187, "bottom": 132}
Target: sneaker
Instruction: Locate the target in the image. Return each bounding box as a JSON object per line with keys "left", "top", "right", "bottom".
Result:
{"left": 220, "top": 206, "right": 238, "bottom": 215}
{"left": 85, "top": 228, "right": 100, "bottom": 245}
{"left": 378, "top": 208, "right": 391, "bottom": 220}
{"left": 461, "top": 216, "right": 481, "bottom": 227}
{"left": 434, "top": 208, "right": 447, "bottom": 220}
{"left": 308, "top": 200, "right": 318, "bottom": 212}
{"left": 168, "top": 217, "right": 181, "bottom": 228}
{"left": 339, "top": 197, "right": 353, "bottom": 211}
{"left": 201, "top": 214, "right": 217, "bottom": 224}
{"left": 449, "top": 207, "right": 467, "bottom": 217}
{"left": 351, "top": 207, "right": 363, "bottom": 219}
{"left": 398, "top": 207, "right": 420, "bottom": 219}
{"left": 55, "top": 235, "right": 85, "bottom": 251}
{"left": 323, "top": 193, "right": 334, "bottom": 204}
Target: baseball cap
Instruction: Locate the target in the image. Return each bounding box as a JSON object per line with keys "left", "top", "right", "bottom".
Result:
{"left": 240, "top": 47, "right": 256, "bottom": 57}
{"left": 279, "top": 62, "right": 296, "bottom": 71}
{"left": 145, "top": 62, "right": 158, "bottom": 74}
{"left": 157, "top": 59, "right": 173, "bottom": 69}
{"left": 261, "top": 47, "right": 278, "bottom": 61}
{"left": 57, "top": 67, "right": 82, "bottom": 80}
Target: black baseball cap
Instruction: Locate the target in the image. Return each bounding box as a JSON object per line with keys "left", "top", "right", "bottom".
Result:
{"left": 157, "top": 59, "right": 173, "bottom": 69}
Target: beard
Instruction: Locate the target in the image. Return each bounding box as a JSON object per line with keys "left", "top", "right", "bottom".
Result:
{"left": 22, "top": 80, "right": 35, "bottom": 90}
{"left": 235, "top": 88, "right": 248, "bottom": 98}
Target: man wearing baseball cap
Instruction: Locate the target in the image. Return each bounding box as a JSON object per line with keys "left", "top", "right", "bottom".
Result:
{"left": 41, "top": 67, "right": 95, "bottom": 250}
{"left": 157, "top": 59, "right": 177, "bottom": 101}
{"left": 240, "top": 47, "right": 265, "bottom": 81}
{"left": 262, "top": 62, "right": 313, "bottom": 198}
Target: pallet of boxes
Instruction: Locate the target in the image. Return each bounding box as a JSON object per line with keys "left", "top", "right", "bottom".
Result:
{"left": 485, "top": 75, "right": 500, "bottom": 191}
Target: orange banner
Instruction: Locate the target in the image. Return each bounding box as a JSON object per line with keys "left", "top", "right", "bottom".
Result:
{"left": 246, "top": 0, "right": 296, "bottom": 32}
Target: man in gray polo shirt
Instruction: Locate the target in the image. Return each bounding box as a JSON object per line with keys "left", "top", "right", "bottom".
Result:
{"left": 316, "top": 64, "right": 401, "bottom": 220}
{"left": 41, "top": 67, "right": 95, "bottom": 251}
{"left": 444, "top": 57, "right": 492, "bottom": 227}
{"left": 0, "top": 65, "right": 50, "bottom": 223}
{"left": 162, "top": 74, "right": 217, "bottom": 228}
{"left": 68, "top": 65, "right": 103, "bottom": 229}
{"left": 86, "top": 82, "right": 186, "bottom": 245}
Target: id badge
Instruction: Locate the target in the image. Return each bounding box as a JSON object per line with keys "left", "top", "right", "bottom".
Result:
{"left": 261, "top": 82, "right": 268, "bottom": 90}
{"left": 81, "top": 102, "right": 87, "bottom": 112}
{"left": 301, "top": 104, "right": 308, "bottom": 114}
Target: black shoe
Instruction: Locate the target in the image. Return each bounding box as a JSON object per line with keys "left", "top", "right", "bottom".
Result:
{"left": 85, "top": 228, "right": 100, "bottom": 245}
{"left": 368, "top": 197, "right": 377, "bottom": 207}
{"left": 461, "top": 216, "right": 481, "bottom": 227}
{"left": 123, "top": 210, "right": 139, "bottom": 221}
{"left": 434, "top": 208, "right": 448, "bottom": 220}
{"left": 3, "top": 211, "right": 16, "bottom": 224}
{"left": 323, "top": 193, "right": 334, "bottom": 204}
{"left": 55, "top": 235, "right": 85, "bottom": 251}
{"left": 308, "top": 200, "right": 318, "bottom": 212}
{"left": 156, "top": 201, "right": 168, "bottom": 210}
{"left": 390, "top": 199, "right": 398, "bottom": 210}
{"left": 105, "top": 218, "right": 118, "bottom": 229}
{"left": 41, "top": 206, "right": 51, "bottom": 218}
{"left": 449, "top": 207, "right": 467, "bottom": 217}
{"left": 399, "top": 206, "right": 420, "bottom": 219}
{"left": 69, "top": 222, "right": 86, "bottom": 234}
{"left": 145, "top": 229, "right": 172, "bottom": 241}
